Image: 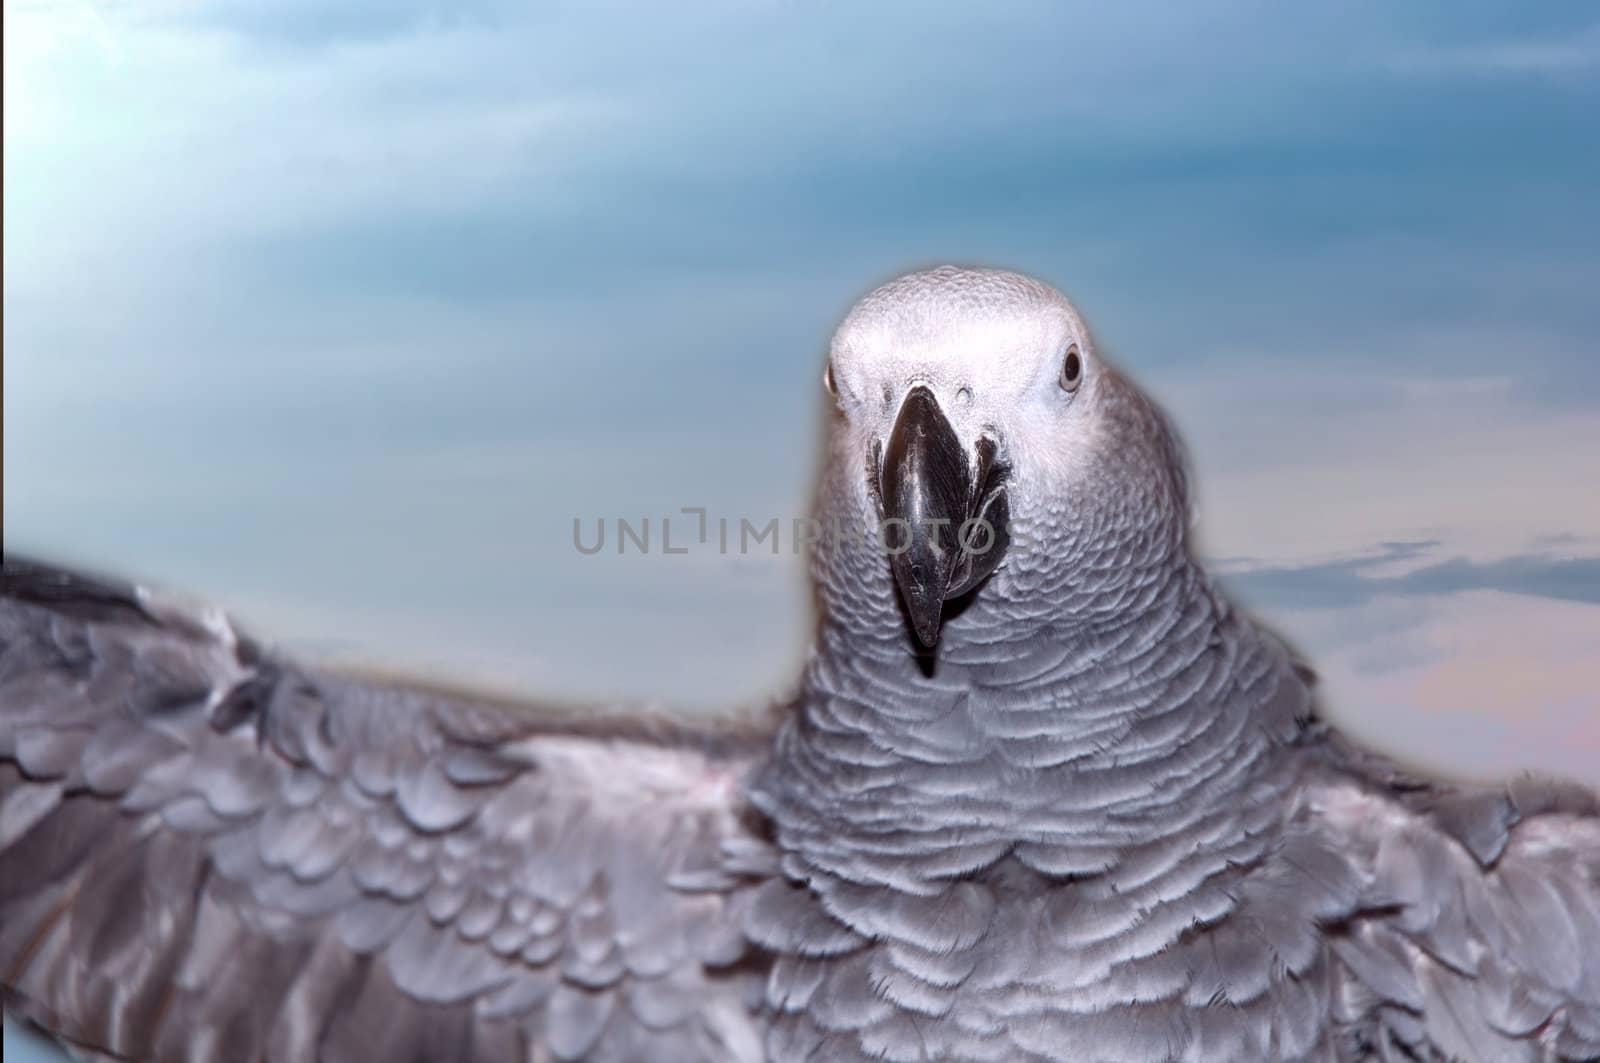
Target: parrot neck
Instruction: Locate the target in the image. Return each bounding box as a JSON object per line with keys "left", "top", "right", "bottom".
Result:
{"left": 754, "top": 552, "right": 1310, "bottom": 886}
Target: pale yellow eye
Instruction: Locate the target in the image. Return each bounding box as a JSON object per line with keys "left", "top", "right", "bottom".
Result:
{"left": 1060, "top": 344, "right": 1083, "bottom": 392}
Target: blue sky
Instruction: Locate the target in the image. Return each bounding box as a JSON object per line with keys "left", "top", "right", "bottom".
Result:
{"left": 4, "top": 1, "right": 1600, "bottom": 1057}
{"left": 7, "top": 0, "right": 1599, "bottom": 734}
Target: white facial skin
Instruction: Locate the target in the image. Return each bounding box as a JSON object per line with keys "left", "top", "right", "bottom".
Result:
{"left": 826, "top": 266, "right": 1105, "bottom": 542}
{"left": 816, "top": 265, "right": 1189, "bottom": 645}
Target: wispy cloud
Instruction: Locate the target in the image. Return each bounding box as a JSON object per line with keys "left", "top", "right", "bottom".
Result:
{"left": 1218, "top": 541, "right": 1600, "bottom": 611}
{"left": 1391, "top": 23, "right": 1600, "bottom": 76}
{"left": 1213, "top": 538, "right": 1600, "bottom": 786}
{"left": 1294, "top": 588, "right": 1600, "bottom": 786}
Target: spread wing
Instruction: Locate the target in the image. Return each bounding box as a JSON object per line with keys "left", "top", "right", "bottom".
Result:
{"left": 0, "top": 558, "right": 778, "bottom": 1063}
{"left": 1308, "top": 744, "right": 1600, "bottom": 1062}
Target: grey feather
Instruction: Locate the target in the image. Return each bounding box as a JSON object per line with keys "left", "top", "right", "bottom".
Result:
{"left": 1, "top": 558, "right": 774, "bottom": 1063}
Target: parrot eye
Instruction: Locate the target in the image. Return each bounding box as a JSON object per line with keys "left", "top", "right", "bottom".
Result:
{"left": 1060, "top": 345, "right": 1083, "bottom": 393}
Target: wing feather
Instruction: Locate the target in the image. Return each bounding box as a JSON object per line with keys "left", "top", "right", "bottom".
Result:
{"left": 0, "top": 557, "right": 776, "bottom": 1062}
{"left": 1309, "top": 754, "right": 1600, "bottom": 1061}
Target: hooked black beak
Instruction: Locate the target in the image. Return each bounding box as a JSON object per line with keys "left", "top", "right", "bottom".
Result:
{"left": 877, "top": 385, "right": 1011, "bottom": 648}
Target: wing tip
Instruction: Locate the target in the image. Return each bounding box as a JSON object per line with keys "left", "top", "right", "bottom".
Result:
{"left": 1, "top": 554, "right": 262, "bottom": 663}
{"left": 1, "top": 553, "right": 150, "bottom": 622}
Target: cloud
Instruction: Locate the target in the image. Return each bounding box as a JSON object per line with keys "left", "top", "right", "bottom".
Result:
{"left": 1211, "top": 536, "right": 1600, "bottom": 783}
{"left": 160, "top": 0, "right": 517, "bottom": 50}
{"left": 1220, "top": 539, "right": 1600, "bottom": 786}
{"left": 1218, "top": 541, "right": 1600, "bottom": 611}
{"left": 1391, "top": 23, "right": 1600, "bottom": 76}
{"left": 1299, "top": 589, "right": 1600, "bottom": 786}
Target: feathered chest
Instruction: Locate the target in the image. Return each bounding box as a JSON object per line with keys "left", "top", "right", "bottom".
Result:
{"left": 749, "top": 768, "right": 1374, "bottom": 1063}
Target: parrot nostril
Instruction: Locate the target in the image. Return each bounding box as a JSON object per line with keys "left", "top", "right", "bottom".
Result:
{"left": 956, "top": 387, "right": 973, "bottom": 406}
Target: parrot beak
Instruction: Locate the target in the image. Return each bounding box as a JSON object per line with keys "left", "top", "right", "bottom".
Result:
{"left": 876, "top": 385, "right": 1011, "bottom": 647}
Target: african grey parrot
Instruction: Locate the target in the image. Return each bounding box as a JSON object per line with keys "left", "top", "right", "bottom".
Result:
{"left": 3, "top": 266, "right": 1598, "bottom": 1062}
